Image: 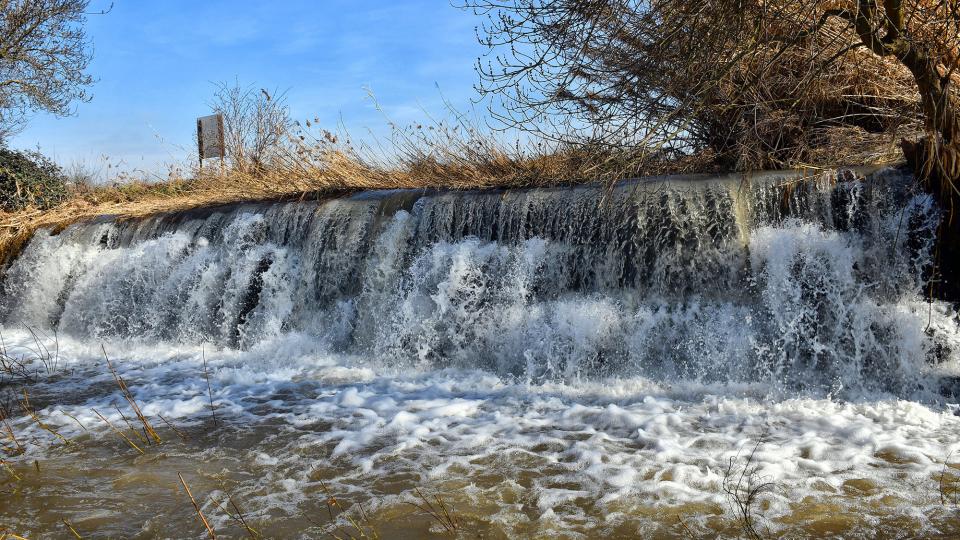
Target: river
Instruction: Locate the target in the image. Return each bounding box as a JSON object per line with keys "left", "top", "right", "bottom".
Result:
{"left": 1, "top": 168, "right": 959, "bottom": 538}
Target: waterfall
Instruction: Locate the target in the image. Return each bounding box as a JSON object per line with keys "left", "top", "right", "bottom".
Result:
{"left": 0, "top": 167, "right": 952, "bottom": 396}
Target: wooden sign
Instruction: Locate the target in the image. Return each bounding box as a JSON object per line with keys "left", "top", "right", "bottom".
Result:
{"left": 197, "top": 113, "right": 225, "bottom": 160}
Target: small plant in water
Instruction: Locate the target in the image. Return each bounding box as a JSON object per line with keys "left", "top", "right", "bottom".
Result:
{"left": 0, "top": 527, "right": 30, "bottom": 540}
{"left": 102, "top": 345, "right": 161, "bottom": 445}
{"left": 0, "top": 407, "right": 24, "bottom": 457}
{"left": 179, "top": 472, "right": 217, "bottom": 539}
{"left": 723, "top": 432, "right": 773, "bottom": 540}
{"left": 0, "top": 326, "right": 61, "bottom": 383}
{"left": 315, "top": 478, "right": 380, "bottom": 540}
{"left": 0, "top": 336, "right": 32, "bottom": 384}
{"left": 20, "top": 389, "right": 70, "bottom": 447}
{"left": 407, "top": 487, "right": 460, "bottom": 534}
{"left": 62, "top": 518, "right": 83, "bottom": 538}
{"left": 940, "top": 452, "right": 960, "bottom": 511}
{"left": 210, "top": 491, "right": 262, "bottom": 539}
{"left": 202, "top": 347, "right": 218, "bottom": 428}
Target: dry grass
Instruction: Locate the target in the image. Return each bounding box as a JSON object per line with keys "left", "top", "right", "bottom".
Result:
{"left": 178, "top": 472, "right": 218, "bottom": 539}
{"left": 0, "top": 114, "right": 722, "bottom": 267}
{"left": 407, "top": 487, "right": 460, "bottom": 534}
{"left": 703, "top": 9, "right": 942, "bottom": 171}
{"left": 0, "top": 81, "right": 916, "bottom": 269}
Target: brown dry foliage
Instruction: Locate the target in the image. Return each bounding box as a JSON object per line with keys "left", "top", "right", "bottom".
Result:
{"left": 0, "top": 114, "right": 711, "bottom": 266}
{"left": 467, "top": 0, "right": 960, "bottom": 170}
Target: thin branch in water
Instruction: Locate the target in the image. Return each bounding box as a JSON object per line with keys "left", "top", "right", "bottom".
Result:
{"left": 92, "top": 408, "right": 143, "bottom": 455}
{"left": 202, "top": 347, "right": 217, "bottom": 428}
{"left": 178, "top": 472, "right": 217, "bottom": 540}
{"left": 722, "top": 431, "right": 773, "bottom": 540}
{"left": 210, "top": 493, "right": 261, "bottom": 539}
{"left": 102, "top": 345, "right": 161, "bottom": 444}
{"left": 61, "top": 518, "right": 82, "bottom": 539}
{"left": 157, "top": 413, "right": 189, "bottom": 442}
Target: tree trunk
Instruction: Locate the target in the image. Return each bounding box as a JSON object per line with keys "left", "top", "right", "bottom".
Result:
{"left": 864, "top": 1, "right": 960, "bottom": 300}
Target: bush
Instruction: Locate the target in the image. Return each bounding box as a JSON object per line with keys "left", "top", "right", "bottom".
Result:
{"left": 0, "top": 148, "right": 68, "bottom": 212}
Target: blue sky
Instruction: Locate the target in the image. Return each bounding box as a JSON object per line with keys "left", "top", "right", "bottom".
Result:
{"left": 9, "top": 1, "right": 488, "bottom": 176}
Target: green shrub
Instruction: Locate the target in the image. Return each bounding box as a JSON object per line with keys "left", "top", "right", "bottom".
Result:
{"left": 0, "top": 148, "right": 68, "bottom": 212}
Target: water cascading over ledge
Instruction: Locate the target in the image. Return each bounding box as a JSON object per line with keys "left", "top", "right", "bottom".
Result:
{"left": 0, "top": 167, "right": 953, "bottom": 397}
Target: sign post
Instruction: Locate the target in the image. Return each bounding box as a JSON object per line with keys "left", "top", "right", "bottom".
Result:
{"left": 197, "top": 113, "right": 226, "bottom": 171}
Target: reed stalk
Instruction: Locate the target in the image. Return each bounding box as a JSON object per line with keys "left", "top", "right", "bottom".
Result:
{"left": 178, "top": 472, "right": 217, "bottom": 540}
{"left": 92, "top": 408, "right": 143, "bottom": 455}
{"left": 102, "top": 346, "right": 161, "bottom": 444}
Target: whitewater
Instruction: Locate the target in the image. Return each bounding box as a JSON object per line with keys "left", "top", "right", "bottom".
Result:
{"left": 2, "top": 168, "right": 960, "bottom": 538}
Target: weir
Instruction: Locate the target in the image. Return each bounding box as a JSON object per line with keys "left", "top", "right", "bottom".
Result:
{"left": 0, "top": 166, "right": 953, "bottom": 397}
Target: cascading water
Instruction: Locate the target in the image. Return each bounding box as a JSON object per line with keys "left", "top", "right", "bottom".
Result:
{"left": 1, "top": 168, "right": 949, "bottom": 393}
{"left": 1, "top": 168, "right": 959, "bottom": 538}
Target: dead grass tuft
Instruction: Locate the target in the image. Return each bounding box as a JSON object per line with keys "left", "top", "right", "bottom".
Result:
{"left": 407, "top": 487, "right": 460, "bottom": 534}
{"left": 0, "top": 115, "right": 717, "bottom": 267}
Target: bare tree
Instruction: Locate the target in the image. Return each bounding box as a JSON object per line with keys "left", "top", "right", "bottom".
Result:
{"left": 0, "top": 0, "right": 96, "bottom": 142}
{"left": 465, "top": 1, "right": 960, "bottom": 173}
{"left": 208, "top": 81, "right": 292, "bottom": 174}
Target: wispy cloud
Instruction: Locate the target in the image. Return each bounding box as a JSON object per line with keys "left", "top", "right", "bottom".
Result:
{"left": 9, "top": 1, "right": 486, "bottom": 175}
